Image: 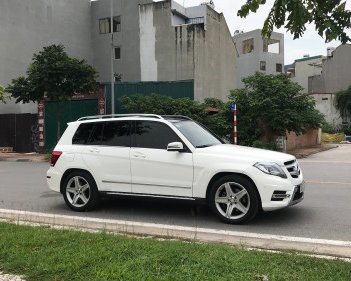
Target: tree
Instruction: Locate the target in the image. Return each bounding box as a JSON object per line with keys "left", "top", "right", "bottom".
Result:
{"left": 0, "top": 85, "right": 9, "bottom": 103}
{"left": 238, "top": 0, "right": 351, "bottom": 43}
{"left": 120, "top": 94, "right": 230, "bottom": 138}
{"left": 6, "top": 44, "right": 98, "bottom": 140}
{"left": 120, "top": 93, "right": 207, "bottom": 122}
{"left": 230, "top": 73, "right": 325, "bottom": 145}
{"left": 335, "top": 85, "right": 351, "bottom": 120}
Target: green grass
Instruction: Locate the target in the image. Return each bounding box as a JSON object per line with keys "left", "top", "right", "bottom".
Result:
{"left": 0, "top": 222, "right": 350, "bottom": 281}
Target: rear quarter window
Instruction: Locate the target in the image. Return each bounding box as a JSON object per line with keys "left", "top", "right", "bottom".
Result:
{"left": 72, "top": 123, "right": 95, "bottom": 145}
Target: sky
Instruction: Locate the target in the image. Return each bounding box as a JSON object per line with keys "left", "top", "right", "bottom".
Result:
{"left": 171, "top": 0, "right": 351, "bottom": 64}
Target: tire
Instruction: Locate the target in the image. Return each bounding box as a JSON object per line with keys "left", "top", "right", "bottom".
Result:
{"left": 62, "top": 170, "right": 100, "bottom": 211}
{"left": 209, "top": 175, "right": 260, "bottom": 224}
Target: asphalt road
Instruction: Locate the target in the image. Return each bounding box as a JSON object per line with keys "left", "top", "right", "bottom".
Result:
{"left": 0, "top": 145, "right": 350, "bottom": 242}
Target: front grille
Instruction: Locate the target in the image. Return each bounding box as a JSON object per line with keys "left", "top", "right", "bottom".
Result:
{"left": 284, "top": 159, "right": 300, "bottom": 178}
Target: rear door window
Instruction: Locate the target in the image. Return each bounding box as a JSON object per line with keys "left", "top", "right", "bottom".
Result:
{"left": 87, "top": 121, "right": 131, "bottom": 147}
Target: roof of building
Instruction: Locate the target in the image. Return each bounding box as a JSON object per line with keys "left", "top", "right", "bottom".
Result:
{"left": 295, "top": 55, "right": 323, "bottom": 63}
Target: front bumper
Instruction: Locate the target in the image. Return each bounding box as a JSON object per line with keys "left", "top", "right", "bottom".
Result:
{"left": 244, "top": 165, "right": 305, "bottom": 212}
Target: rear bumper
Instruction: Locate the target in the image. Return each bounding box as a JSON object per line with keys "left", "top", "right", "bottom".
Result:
{"left": 47, "top": 167, "right": 62, "bottom": 193}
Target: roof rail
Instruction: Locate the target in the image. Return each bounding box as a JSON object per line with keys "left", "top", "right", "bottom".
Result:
{"left": 162, "top": 115, "right": 193, "bottom": 121}
{"left": 77, "top": 114, "right": 164, "bottom": 121}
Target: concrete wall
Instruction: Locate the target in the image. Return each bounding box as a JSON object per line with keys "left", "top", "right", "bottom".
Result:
{"left": 193, "top": 7, "right": 237, "bottom": 101}
{"left": 139, "top": 0, "right": 237, "bottom": 101}
{"left": 310, "top": 93, "right": 348, "bottom": 126}
{"left": 0, "top": 0, "right": 93, "bottom": 114}
{"left": 233, "top": 29, "right": 284, "bottom": 88}
{"left": 309, "top": 44, "right": 351, "bottom": 126}
{"left": 320, "top": 44, "right": 351, "bottom": 93}
{"left": 91, "top": 0, "right": 142, "bottom": 83}
{"left": 291, "top": 56, "right": 324, "bottom": 93}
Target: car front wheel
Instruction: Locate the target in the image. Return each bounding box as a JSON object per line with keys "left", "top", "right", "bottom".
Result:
{"left": 209, "top": 175, "right": 260, "bottom": 224}
{"left": 62, "top": 171, "right": 100, "bottom": 211}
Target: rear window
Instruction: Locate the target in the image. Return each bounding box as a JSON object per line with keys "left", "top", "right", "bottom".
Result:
{"left": 72, "top": 123, "right": 95, "bottom": 145}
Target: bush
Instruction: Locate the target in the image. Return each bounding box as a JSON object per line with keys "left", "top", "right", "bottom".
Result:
{"left": 252, "top": 140, "right": 274, "bottom": 150}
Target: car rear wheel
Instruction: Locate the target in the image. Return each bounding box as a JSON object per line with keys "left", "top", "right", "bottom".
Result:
{"left": 62, "top": 171, "right": 100, "bottom": 211}
{"left": 209, "top": 175, "right": 260, "bottom": 224}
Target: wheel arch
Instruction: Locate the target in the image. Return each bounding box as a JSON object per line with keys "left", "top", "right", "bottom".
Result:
{"left": 206, "top": 172, "right": 262, "bottom": 207}
{"left": 60, "top": 168, "right": 97, "bottom": 194}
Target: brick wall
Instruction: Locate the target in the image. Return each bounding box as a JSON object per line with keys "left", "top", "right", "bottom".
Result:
{"left": 286, "top": 129, "right": 321, "bottom": 151}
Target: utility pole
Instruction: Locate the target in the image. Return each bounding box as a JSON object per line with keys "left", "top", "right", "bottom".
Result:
{"left": 110, "top": 0, "right": 115, "bottom": 114}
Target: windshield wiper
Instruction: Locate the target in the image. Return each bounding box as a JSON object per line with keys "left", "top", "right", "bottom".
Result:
{"left": 195, "top": 144, "right": 213, "bottom": 148}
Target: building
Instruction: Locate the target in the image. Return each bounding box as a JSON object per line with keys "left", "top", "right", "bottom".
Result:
{"left": 0, "top": 0, "right": 237, "bottom": 110}
{"left": 286, "top": 55, "right": 325, "bottom": 93}
{"left": 233, "top": 29, "right": 284, "bottom": 88}
{"left": 92, "top": 0, "right": 237, "bottom": 101}
{"left": 0, "top": 0, "right": 93, "bottom": 114}
{"left": 309, "top": 44, "right": 351, "bottom": 126}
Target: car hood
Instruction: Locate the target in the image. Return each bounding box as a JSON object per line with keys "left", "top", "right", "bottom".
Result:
{"left": 195, "top": 144, "right": 295, "bottom": 166}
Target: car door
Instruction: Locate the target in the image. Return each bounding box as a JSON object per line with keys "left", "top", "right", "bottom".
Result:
{"left": 81, "top": 120, "right": 132, "bottom": 193}
{"left": 130, "top": 120, "right": 193, "bottom": 197}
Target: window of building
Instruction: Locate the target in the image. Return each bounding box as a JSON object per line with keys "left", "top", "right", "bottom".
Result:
{"left": 114, "top": 47, "right": 121, "bottom": 60}
{"left": 113, "top": 16, "right": 121, "bottom": 32}
{"left": 276, "top": 63, "right": 282, "bottom": 72}
{"left": 99, "top": 18, "right": 110, "bottom": 34}
{"left": 260, "top": 61, "right": 266, "bottom": 71}
{"left": 99, "top": 16, "right": 121, "bottom": 33}
{"left": 134, "top": 121, "right": 181, "bottom": 150}
{"left": 263, "top": 38, "right": 280, "bottom": 54}
{"left": 242, "top": 38, "right": 254, "bottom": 54}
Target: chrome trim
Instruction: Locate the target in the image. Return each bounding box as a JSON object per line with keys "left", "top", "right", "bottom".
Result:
{"left": 271, "top": 194, "right": 290, "bottom": 199}
{"left": 102, "top": 180, "right": 130, "bottom": 185}
{"left": 103, "top": 191, "right": 195, "bottom": 201}
{"left": 102, "top": 180, "right": 191, "bottom": 190}
{"left": 133, "top": 182, "right": 191, "bottom": 189}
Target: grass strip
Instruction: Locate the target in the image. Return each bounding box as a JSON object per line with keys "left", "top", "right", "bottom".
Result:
{"left": 0, "top": 222, "right": 350, "bottom": 281}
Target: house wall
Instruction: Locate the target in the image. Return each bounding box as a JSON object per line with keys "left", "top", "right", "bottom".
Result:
{"left": 91, "top": 0, "right": 142, "bottom": 83}
{"left": 233, "top": 29, "right": 284, "bottom": 88}
{"left": 139, "top": 0, "right": 237, "bottom": 101}
{"left": 291, "top": 56, "right": 324, "bottom": 93}
{"left": 309, "top": 44, "right": 351, "bottom": 126}
{"left": 193, "top": 8, "right": 237, "bottom": 101}
{"left": 0, "top": 0, "right": 93, "bottom": 114}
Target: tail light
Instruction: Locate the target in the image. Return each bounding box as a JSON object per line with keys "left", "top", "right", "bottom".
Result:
{"left": 50, "top": 151, "right": 62, "bottom": 166}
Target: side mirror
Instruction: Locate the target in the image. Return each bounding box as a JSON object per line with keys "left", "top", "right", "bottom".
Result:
{"left": 167, "top": 142, "right": 184, "bottom": 152}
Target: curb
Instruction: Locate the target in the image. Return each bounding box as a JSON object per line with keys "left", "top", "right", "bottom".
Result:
{"left": 0, "top": 209, "right": 350, "bottom": 259}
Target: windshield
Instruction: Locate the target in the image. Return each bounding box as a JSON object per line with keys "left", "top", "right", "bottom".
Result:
{"left": 171, "top": 120, "right": 224, "bottom": 148}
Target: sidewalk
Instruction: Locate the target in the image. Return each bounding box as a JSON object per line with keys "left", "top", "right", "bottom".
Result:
{"left": 0, "top": 152, "right": 47, "bottom": 162}
{"left": 288, "top": 143, "right": 338, "bottom": 159}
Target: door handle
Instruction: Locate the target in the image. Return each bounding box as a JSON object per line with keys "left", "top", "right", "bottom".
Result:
{"left": 89, "top": 148, "right": 100, "bottom": 153}
{"left": 133, "top": 152, "right": 146, "bottom": 158}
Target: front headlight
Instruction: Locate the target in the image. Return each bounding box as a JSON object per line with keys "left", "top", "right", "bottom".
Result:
{"left": 253, "top": 162, "right": 287, "bottom": 178}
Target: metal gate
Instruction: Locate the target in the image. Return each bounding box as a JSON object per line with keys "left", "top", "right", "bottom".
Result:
{"left": 0, "top": 114, "right": 38, "bottom": 153}
{"left": 44, "top": 99, "right": 99, "bottom": 151}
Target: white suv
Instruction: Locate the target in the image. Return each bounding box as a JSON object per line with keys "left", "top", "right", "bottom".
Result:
{"left": 47, "top": 114, "right": 304, "bottom": 224}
